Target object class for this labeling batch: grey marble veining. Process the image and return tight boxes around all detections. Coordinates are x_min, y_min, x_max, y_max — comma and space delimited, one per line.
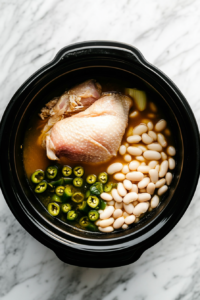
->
1, 0, 200, 299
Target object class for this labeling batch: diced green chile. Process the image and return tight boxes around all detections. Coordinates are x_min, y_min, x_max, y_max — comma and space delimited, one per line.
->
86, 223, 98, 232
98, 172, 108, 184
104, 182, 113, 192
51, 194, 62, 203
86, 174, 97, 185
100, 199, 107, 210
35, 181, 47, 193
48, 202, 60, 216
62, 185, 74, 201
73, 177, 83, 188
46, 166, 58, 179
67, 210, 78, 221
88, 210, 99, 222
31, 170, 45, 184
55, 186, 65, 196
77, 200, 88, 213
61, 203, 72, 213
62, 165, 72, 177
87, 195, 100, 208
63, 177, 73, 185
73, 166, 84, 177
85, 190, 91, 198
72, 192, 84, 203
90, 182, 103, 196
48, 178, 64, 188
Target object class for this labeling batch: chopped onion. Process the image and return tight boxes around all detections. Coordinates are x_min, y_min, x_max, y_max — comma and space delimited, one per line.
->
125, 88, 147, 111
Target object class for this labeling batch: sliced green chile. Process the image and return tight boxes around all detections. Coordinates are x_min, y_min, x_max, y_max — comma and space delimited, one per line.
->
46, 166, 58, 179
87, 195, 100, 208
86, 174, 97, 185
63, 177, 73, 185
62, 165, 72, 177
73, 177, 83, 188
98, 172, 108, 184
61, 203, 72, 213
79, 216, 90, 227
104, 182, 113, 193
49, 178, 64, 188
31, 170, 45, 184
51, 194, 62, 203
55, 186, 65, 196
88, 210, 99, 222
72, 192, 84, 203
77, 200, 88, 213
67, 210, 78, 221
73, 166, 84, 177
48, 202, 60, 216
35, 181, 47, 193
62, 185, 74, 202
100, 199, 107, 210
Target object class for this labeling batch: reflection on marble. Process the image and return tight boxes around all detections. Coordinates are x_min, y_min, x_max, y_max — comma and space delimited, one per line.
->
1, 0, 200, 299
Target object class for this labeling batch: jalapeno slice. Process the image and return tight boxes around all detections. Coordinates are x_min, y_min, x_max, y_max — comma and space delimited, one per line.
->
98, 172, 108, 184
61, 203, 72, 213
103, 182, 113, 192
35, 181, 47, 193
73, 166, 84, 177
48, 178, 64, 188
87, 195, 99, 208
72, 192, 84, 203
73, 177, 83, 188
86, 223, 98, 232
55, 186, 65, 196
63, 177, 73, 185
51, 194, 62, 202
79, 216, 90, 227
31, 170, 45, 184
62, 165, 72, 177
62, 185, 74, 202
100, 199, 107, 210
48, 202, 60, 216
86, 174, 97, 185
67, 210, 78, 221
77, 200, 88, 213
88, 210, 99, 222
85, 190, 91, 198
46, 166, 58, 179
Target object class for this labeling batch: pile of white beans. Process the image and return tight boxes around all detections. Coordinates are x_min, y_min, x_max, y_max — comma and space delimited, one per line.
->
96, 119, 176, 233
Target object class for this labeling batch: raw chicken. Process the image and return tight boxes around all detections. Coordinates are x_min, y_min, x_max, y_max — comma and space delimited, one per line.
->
47, 92, 132, 163
38, 79, 102, 147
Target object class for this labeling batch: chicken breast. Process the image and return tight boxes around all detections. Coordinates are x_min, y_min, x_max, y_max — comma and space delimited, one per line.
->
47, 92, 132, 163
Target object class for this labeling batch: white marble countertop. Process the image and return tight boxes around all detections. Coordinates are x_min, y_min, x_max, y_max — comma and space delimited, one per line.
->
1, 0, 200, 299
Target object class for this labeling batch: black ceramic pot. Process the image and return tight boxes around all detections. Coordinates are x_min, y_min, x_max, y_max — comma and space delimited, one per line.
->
0, 41, 199, 268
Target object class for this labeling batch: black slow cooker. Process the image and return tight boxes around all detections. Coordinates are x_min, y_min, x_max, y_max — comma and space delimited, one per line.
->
0, 41, 199, 268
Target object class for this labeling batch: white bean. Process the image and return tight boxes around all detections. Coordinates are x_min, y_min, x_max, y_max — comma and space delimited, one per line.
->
114, 173, 126, 181
168, 157, 175, 170
155, 119, 167, 132
129, 110, 139, 118
136, 156, 144, 162
100, 206, 115, 219
147, 182, 155, 195
148, 160, 159, 169
124, 154, 132, 162
157, 185, 168, 196
137, 166, 150, 173
161, 152, 167, 160
157, 133, 167, 147
119, 145, 126, 155
100, 192, 113, 201
148, 130, 157, 141
155, 178, 166, 188
141, 162, 146, 166
133, 202, 149, 216
138, 177, 150, 189
131, 184, 138, 193
127, 135, 141, 143
115, 202, 123, 209
123, 192, 138, 204
123, 203, 134, 214
113, 209, 123, 219
107, 163, 123, 175
165, 172, 173, 185
122, 224, 128, 229
126, 171, 144, 181
113, 217, 125, 229
142, 133, 153, 144
139, 188, 146, 193
99, 217, 114, 228
155, 165, 160, 172
147, 143, 162, 152
129, 160, 140, 170
138, 193, 151, 202
108, 200, 115, 206
117, 183, 127, 197
127, 146, 142, 156
151, 195, 159, 208
123, 212, 130, 218
111, 189, 123, 203
122, 165, 130, 174
123, 179, 133, 190
98, 226, 114, 233
95, 220, 101, 226
143, 150, 161, 160
147, 121, 153, 130
133, 124, 148, 135
133, 200, 139, 206
149, 169, 159, 183
159, 160, 168, 178
167, 146, 176, 156
137, 144, 147, 152
125, 215, 136, 225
